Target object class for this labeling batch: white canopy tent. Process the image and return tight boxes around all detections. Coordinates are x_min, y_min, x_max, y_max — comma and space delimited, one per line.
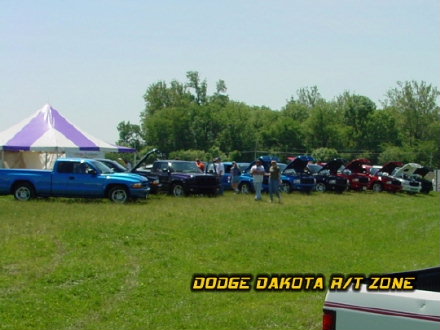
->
0, 104, 134, 169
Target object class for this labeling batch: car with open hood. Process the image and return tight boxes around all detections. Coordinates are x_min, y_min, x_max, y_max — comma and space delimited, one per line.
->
391, 163, 425, 194
96, 150, 161, 193
367, 161, 403, 193
340, 158, 371, 191
281, 155, 316, 193
307, 159, 348, 193
143, 160, 219, 197
405, 164, 434, 194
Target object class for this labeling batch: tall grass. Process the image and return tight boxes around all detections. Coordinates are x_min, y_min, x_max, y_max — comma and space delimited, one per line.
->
0, 191, 439, 330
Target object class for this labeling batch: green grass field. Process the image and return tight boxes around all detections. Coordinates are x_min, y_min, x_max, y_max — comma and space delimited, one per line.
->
1, 191, 439, 330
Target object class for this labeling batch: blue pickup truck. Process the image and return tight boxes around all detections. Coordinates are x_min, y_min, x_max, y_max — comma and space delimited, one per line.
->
0, 158, 150, 203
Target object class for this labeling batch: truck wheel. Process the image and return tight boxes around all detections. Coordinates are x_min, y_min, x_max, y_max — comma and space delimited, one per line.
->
171, 183, 185, 197
13, 183, 35, 201
281, 181, 291, 193
239, 182, 251, 194
109, 186, 129, 203
372, 183, 383, 192
315, 182, 326, 192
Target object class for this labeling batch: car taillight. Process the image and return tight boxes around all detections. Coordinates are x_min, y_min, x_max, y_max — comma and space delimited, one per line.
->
322, 309, 336, 330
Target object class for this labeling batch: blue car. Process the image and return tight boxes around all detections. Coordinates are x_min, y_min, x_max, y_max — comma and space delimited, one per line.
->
238, 156, 288, 194
281, 155, 316, 193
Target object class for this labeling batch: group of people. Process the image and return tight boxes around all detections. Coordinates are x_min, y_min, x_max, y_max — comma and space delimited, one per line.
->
196, 157, 282, 203
250, 159, 282, 203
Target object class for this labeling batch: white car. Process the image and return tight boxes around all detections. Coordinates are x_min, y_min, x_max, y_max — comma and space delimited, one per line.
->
392, 164, 422, 194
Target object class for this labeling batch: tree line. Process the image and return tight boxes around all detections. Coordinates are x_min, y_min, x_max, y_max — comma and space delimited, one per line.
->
116, 71, 440, 168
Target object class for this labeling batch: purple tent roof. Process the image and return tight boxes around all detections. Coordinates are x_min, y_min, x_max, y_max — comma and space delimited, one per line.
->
0, 104, 135, 153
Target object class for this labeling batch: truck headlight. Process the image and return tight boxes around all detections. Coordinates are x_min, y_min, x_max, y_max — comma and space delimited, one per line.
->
132, 183, 143, 188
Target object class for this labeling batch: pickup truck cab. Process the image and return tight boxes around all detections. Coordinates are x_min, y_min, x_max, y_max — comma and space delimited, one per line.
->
206, 162, 249, 191
0, 158, 150, 203
323, 267, 440, 330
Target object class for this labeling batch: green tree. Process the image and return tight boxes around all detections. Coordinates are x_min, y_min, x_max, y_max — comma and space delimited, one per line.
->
383, 81, 440, 146
337, 92, 377, 150
311, 147, 340, 162
116, 121, 144, 150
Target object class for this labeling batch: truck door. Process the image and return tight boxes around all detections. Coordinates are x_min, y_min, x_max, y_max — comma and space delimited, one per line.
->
153, 161, 171, 191
52, 161, 101, 197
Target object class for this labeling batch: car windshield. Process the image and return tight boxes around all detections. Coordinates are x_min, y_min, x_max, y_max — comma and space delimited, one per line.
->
91, 160, 113, 174
307, 164, 322, 174
171, 161, 203, 173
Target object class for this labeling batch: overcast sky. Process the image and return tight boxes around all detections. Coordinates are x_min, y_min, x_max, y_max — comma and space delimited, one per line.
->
1, 0, 439, 144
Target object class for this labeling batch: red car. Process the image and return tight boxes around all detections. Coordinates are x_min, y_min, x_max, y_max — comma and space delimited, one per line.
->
340, 158, 371, 191
365, 161, 403, 193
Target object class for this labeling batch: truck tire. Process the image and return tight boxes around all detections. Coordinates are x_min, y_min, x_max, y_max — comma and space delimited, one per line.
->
281, 181, 291, 193
372, 183, 383, 192
315, 182, 326, 192
239, 182, 252, 194
13, 182, 35, 201
108, 186, 129, 203
171, 183, 185, 197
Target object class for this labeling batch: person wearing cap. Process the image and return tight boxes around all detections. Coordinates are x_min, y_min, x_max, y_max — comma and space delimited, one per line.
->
250, 159, 265, 200
230, 161, 242, 193
214, 157, 225, 195
269, 160, 282, 203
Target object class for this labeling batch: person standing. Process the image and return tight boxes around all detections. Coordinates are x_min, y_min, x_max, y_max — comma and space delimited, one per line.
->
195, 159, 205, 172
269, 160, 282, 203
230, 161, 242, 193
250, 159, 265, 201
214, 157, 225, 195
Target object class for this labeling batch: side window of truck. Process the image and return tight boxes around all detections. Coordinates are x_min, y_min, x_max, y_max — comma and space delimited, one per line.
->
57, 162, 74, 174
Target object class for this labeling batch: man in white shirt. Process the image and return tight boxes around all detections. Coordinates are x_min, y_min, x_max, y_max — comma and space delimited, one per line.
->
250, 159, 265, 200
214, 157, 225, 195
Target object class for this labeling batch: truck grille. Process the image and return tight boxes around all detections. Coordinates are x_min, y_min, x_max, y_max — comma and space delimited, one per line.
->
301, 177, 315, 184
409, 181, 419, 187
194, 176, 217, 185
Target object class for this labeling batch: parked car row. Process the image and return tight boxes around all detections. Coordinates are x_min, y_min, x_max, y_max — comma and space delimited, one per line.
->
0, 152, 434, 203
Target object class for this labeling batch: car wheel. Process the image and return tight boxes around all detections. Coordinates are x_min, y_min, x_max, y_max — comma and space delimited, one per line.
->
315, 182, 326, 192
109, 186, 129, 203
171, 183, 185, 197
372, 183, 383, 192
13, 183, 35, 201
239, 182, 251, 194
281, 181, 291, 193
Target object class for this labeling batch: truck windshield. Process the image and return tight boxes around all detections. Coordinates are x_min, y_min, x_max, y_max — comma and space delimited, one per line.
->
171, 161, 202, 173
91, 160, 113, 174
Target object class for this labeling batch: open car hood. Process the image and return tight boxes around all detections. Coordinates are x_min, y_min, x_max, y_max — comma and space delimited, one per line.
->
345, 158, 371, 173
319, 159, 344, 174
395, 163, 433, 180
285, 155, 315, 173
379, 161, 404, 175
